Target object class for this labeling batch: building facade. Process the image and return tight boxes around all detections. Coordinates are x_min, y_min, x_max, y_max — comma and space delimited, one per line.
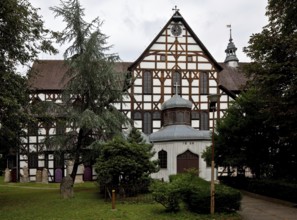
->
13, 10, 246, 182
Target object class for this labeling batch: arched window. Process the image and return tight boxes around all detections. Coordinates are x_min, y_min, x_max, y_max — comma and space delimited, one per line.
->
143, 71, 152, 94
199, 72, 208, 94
158, 150, 167, 169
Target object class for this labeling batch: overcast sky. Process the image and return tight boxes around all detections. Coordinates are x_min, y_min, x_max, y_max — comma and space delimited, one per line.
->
30, 0, 269, 63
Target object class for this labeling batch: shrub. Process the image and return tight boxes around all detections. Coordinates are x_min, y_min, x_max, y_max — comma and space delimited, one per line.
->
151, 171, 242, 214
150, 180, 181, 212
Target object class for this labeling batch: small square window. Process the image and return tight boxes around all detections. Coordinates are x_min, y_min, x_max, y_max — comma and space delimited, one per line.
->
160, 55, 166, 61
187, 56, 193, 62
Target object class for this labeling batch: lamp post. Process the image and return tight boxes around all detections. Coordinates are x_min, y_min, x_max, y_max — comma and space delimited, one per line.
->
208, 94, 220, 215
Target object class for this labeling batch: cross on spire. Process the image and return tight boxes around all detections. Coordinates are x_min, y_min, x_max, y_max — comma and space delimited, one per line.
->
172, 5, 179, 13
174, 82, 180, 95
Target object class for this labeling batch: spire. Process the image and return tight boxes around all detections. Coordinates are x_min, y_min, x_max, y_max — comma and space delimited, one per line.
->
224, 25, 239, 67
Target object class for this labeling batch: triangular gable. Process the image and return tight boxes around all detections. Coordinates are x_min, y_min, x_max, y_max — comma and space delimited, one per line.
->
128, 11, 222, 72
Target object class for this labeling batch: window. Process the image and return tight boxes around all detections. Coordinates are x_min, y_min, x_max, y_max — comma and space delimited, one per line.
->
143, 71, 152, 94
160, 55, 166, 61
28, 121, 39, 136
28, 153, 38, 168
199, 72, 208, 94
158, 150, 167, 168
173, 72, 181, 94
133, 112, 142, 120
200, 111, 209, 130
56, 120, 66, 135
143, 112, 152, 134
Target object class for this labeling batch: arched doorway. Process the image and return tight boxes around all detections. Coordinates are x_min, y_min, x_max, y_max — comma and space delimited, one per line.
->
177, 150, 199, 174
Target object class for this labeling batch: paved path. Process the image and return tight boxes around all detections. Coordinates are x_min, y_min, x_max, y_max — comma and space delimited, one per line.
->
239, 192, 297, 220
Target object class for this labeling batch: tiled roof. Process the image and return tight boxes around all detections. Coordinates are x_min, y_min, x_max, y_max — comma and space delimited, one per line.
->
28, 60, 247, 93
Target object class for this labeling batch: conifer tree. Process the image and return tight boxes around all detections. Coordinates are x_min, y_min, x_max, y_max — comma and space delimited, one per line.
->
50, 0, 130, 181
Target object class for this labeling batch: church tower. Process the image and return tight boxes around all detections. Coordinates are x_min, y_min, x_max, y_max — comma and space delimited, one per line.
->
224, 27, 239, 67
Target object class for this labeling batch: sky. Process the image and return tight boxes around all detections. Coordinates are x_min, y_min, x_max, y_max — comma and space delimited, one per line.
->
30, 0, 269, 63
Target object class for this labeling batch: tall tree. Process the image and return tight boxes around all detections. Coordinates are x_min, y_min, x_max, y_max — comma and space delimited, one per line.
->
0, 0, 56, 165
49, 0, 130, 181
244, 0, 297, 178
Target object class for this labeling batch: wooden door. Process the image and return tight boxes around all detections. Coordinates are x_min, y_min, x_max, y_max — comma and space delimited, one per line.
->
177, 150, 199, 174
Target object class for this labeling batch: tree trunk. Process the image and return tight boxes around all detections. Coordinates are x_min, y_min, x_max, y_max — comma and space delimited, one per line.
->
70, 128, 84, 182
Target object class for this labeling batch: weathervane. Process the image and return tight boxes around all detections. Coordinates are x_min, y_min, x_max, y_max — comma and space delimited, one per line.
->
172, 5, 179, 13
226, 24, 232, 41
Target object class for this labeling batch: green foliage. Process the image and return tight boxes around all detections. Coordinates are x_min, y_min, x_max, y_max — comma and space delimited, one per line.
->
150, 180, 181, 212
0, 0, 57, 72
220, 177, 297, 203
215, 89, 276, 178
0, 0, 56, 166
47, 0, 130, 180
95, 135, 158, 196
201, 145, 212, 167
242, 0, 297, 179
151, 171, 242, 214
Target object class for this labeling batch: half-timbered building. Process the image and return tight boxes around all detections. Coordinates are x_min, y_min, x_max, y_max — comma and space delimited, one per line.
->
14, 10, 246, 182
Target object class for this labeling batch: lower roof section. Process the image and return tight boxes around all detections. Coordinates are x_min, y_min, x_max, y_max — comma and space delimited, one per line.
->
149, 125, 211, 142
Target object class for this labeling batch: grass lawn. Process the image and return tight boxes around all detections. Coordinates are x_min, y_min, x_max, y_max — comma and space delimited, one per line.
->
0, 176, 241, 220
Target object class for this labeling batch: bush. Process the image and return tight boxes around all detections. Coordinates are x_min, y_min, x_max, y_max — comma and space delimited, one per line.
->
220, 176, 297, 203
151, 171, 242, 214
150, 180, 181, 212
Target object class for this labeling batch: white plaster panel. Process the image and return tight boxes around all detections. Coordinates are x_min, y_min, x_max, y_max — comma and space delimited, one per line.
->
134, 78, 142, 86
134, 87, 142, 94
112, 103, 121, 109
187, 37, 197, 44
38, 161, 45, 167
20, 155, 28, 160
153, 121, 161, 128
153, 95, 161, 102
192, 87, 199, 94
126, 112, 131, 118
121, 102, 131, 110
167, 56, 175, 61
191, 95, 199, 102
20, 161, 28, 168
134, 120, 142, 128
30, 168, 37, 175
187, 63, 197, 70
143, 103, 151, 110
167, 63, 175, 69
181, 87, 189, 94
178, 56, 186, 61
29, 136, 37, 143
134, 103, 141, 109
201, 103, 208, 110
188, 45, 202, 51
192, 120, 199, 128
164, 80, 172, 86
220, 95, 228, 102
48, 161, 54, 168
178, 63, 186, 69
209, 88, 217, 94
39, 129, 46, 135
144, 55, 155, 61
198, 56, 208, 62
153, 87, 161, 93
156, 36, 166, 43
150, 44, 166, 50
143, 96, 152, 102
164, 95, 171, 101
201, 95, 208, 102
220, 103, 228, 109
157, 62, 166, 69
164, 87, 171, 93
134, 95, 142, 101
38, 94, 45, 101
154, 79, 161, 86
49, 128, 55, 135
209, 80, 217, 86
199, 63, 212, 70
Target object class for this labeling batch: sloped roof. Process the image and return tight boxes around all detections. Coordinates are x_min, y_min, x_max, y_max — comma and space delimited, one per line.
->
28, 60, 132, 91
218, 62, 248, 92
128, 11, 222, 72
28, 60, 247, 94
161, 94, 192, 110
149, 125, 211, 142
